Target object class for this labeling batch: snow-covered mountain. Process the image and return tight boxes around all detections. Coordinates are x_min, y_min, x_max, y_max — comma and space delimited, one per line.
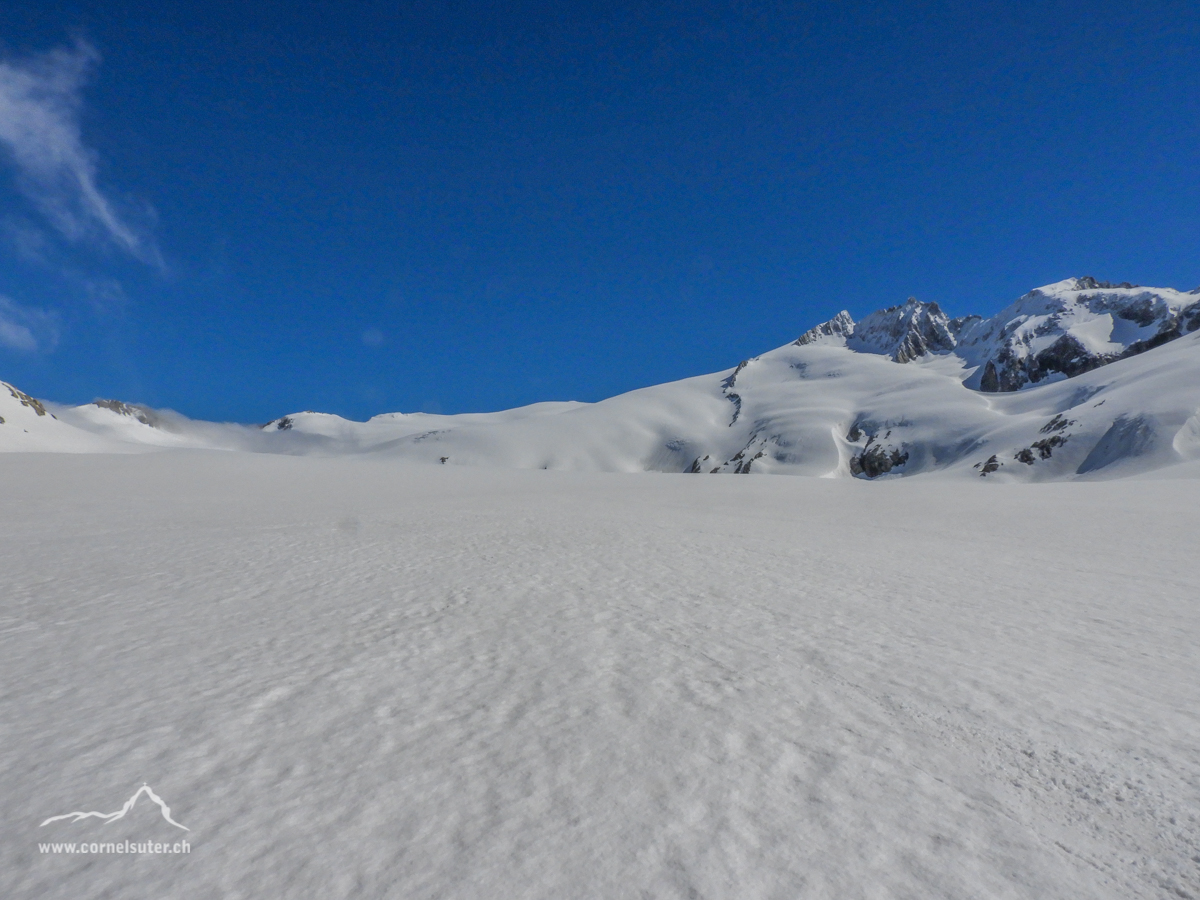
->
811, 276, 1200, 389
5, 277, 1200, 480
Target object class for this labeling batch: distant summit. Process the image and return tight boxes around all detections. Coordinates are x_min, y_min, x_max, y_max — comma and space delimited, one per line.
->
846, 298, 960, 363
5, 277, 1200, 482
796, 310, 855, 346
796, 278, 1200, 391
959, 278, 1200, 391
91, 399, 163, 428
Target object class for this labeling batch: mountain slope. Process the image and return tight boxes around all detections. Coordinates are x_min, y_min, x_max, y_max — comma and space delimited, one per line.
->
802, 277, 1200, 390
5, 278, 1199, 480
0, 383, 130, 453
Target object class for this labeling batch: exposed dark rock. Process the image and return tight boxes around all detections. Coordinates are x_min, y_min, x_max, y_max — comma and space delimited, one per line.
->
850, 443, 909, 478
1074, 276, 1137, 290
1108, 300, 1200, 363
1182, 301, 1200, 332
1015, 429, 1070, 465
950, 314, 982, 335
977, 455, 1001, 475
848, 299, 957, 363
733, 450, 765, 474
726, 392, 742, 426
1032, 435, 1067, 458
796, 310, 854, 346
722, 360, 749, 390
6, 384, 47, 416
92, 398, 161, 427
1035, 334, 1108, 379
1039, 414, 1073, 434
959, 279, 1194, 392
793, 278, 1189, 396
980, 361, 1000, 393
719, 359, 747, 426
266, 416, 294, 431
1115, 296, 1159, 327
1033, 314, 1065, 337
983, 334, 1114, 392
1120, 324, 1180, 358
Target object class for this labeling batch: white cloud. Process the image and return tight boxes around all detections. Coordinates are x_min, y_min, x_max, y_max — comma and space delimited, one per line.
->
0, 42, 158, 265
81, 277, 128, 314
0, 295, 58, 352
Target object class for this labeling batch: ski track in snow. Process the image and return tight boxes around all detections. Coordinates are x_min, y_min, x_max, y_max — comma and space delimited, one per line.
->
2, 452, 1199, 899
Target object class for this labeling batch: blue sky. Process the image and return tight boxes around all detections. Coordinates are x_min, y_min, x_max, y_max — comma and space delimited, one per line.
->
0, 0, 1197, 422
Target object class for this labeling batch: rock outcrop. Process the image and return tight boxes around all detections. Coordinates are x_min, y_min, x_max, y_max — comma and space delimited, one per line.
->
796, 310, 854, 346
846, 298, 963, 363
957, 278, 1200, 392
92, 399, 162, 427
796, 277, 1200, 393
6, 383, 48, 417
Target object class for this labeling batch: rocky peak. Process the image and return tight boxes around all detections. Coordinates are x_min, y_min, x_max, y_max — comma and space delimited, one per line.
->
92, 399, 162, 427
788, 278, 1199, 392
846, 298, 957, 363
1072, 276, 1139, 291
959, 279, 1200, 391
795, 310, 854, 346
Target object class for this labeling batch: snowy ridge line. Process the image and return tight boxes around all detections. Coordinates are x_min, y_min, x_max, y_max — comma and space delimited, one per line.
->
3, 277, 1199, 480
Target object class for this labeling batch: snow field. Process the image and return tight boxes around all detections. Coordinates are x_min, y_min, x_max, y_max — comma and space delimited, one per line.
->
2, 452, 1198, 898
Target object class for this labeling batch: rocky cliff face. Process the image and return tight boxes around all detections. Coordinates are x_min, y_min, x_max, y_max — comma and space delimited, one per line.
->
92, 399, 163, 427
796, 310, 854, 346
5, 383, 49, 417
795, 277, 1200, 392
846, 298, 964, 363
956, 278, 1200, 391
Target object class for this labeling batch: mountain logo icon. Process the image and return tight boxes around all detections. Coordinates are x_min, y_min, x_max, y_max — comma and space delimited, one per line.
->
40, 783, 189, 831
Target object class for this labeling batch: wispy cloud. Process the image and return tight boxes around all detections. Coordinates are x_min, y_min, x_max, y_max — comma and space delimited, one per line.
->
0, 41, 159, 265
0, 295, 58, 352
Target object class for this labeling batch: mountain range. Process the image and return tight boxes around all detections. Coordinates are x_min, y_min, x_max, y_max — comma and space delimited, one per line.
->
4, 277, 1199, 480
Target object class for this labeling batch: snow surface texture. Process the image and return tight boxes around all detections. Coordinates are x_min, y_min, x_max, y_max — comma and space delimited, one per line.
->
2, 453, 1199, 898
3, 278, 1199, 482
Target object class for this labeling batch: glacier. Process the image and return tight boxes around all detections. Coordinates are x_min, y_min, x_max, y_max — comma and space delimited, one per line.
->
3, 276, 1199, 899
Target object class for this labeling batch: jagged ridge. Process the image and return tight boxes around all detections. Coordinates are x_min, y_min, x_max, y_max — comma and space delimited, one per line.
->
797, 277, 1200, 391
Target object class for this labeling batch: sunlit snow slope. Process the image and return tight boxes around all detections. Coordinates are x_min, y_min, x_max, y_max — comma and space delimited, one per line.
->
4, 279, 1199, 480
